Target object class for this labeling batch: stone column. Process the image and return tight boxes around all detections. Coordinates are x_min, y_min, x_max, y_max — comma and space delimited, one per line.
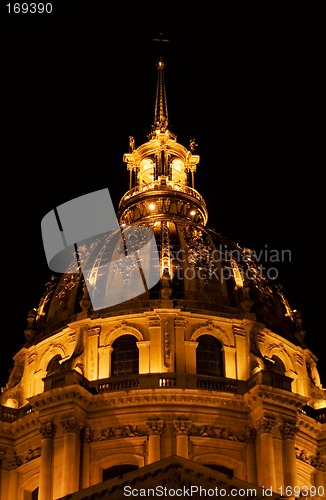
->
242, 426, 257, 484
148, 317, 162, 373
87, 327, 101, 379
312, 453, 325, 500
80, 426, 94, 490
256, 417, 277, 491
137, 341, 150, 373
223, 346, 237, 378
39, 421, 57, 500
233, 326, 249, 380
0, 449, 6, 500
6, 452, 20, 500
60, 416, 81, 497
8, 466, 19, 500
279, 421, 299, 497
146, 419, 164, 464
174, 419, 192, 459
175, 319, 187, 373
184, 341, 198, 374
98, 346, 113, 379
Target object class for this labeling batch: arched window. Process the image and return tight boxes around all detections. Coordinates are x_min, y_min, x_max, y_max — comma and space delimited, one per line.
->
196, 335, 223, 377
32, 487, 39, 500
103, 464, 139, 480
205, 464, 233, 477
46, 355, 62, 375
111, 335, 139, 377
271, 355, 285, 375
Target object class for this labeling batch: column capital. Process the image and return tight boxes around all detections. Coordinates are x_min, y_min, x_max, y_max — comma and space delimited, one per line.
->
60, 416, 80, 434
174, 419, 192, 435
242, 426, 257, 443
311, 452, 325, 471
88, 326, 101, 336
279, 422, 299, 440
8, 451, 23, 470
146, 418, 164, 436
39, 421, 57, 439
255, 416, 276, 435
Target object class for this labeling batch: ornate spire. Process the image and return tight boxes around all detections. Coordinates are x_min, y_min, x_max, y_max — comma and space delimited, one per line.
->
154, 58, 168, 130
118, 56, 206, 227
148, 58, 174, 139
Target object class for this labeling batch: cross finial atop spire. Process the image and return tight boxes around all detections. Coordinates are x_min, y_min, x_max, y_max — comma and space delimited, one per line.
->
148, 35, 175, 140
152, 32, 170, 45
150, 56, 169, 137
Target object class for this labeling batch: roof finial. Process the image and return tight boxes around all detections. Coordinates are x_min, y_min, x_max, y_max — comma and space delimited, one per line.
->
152, 32, 169, 45
154, 57, 168, 130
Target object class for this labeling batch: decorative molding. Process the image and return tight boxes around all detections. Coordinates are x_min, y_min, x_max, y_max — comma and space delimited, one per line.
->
88, 326, 101, 336
191, 323, 231, 346
105, 322, 144, 345
148, 315, 161, 327
97, 425, 144, 440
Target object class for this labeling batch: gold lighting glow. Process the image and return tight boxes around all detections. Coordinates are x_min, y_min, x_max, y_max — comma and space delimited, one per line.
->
231, 260, 243, 288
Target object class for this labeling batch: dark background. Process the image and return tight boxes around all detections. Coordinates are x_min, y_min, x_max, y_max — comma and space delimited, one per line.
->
1, 5, 325, 386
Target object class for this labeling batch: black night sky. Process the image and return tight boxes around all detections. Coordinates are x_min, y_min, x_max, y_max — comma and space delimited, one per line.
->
1, 7, 325, 386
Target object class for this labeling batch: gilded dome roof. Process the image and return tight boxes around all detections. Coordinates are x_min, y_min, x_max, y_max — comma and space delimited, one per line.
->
24, 58, 305, 348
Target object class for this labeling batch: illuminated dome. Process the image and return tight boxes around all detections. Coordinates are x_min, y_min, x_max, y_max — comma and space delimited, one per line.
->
1, 55, 325, 500
26, 59, 304, 350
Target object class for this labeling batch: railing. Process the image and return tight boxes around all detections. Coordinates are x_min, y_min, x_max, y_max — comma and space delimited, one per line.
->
301, 405, 326, 423
0, 404, 35, 422
94, 373, 247, 394
246, 370, 293, 392
43, 370, 293, 395
42, 370, 248, 395
316, 410, 326, 423
0, 370, 300, 423
118, 180, 206, 209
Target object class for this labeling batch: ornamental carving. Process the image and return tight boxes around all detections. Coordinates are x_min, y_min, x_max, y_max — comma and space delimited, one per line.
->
55, 273, 78, 301
39, 421, 57, 439
81, 426, 95, 444
295, 449, 325, 470
146, 418, 164, 436
174, 419, 192, 435
98, 427, 115, 440
23, 446, 41, 463
196, 425, 239, 441
296, 448, 310, 463
88, 326, 101, 336
192, 323, 231, 346
279, 422, 298, 440
182, 226, 216, 284
148, 316, 161, 327
98, 425, 144, 440
60, 416, 80, 434
256, 417, 276, 434
8, 452, 23, 470
164, 318, 171, 367
241, 426, 257, 443
311, 452, 325, 471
